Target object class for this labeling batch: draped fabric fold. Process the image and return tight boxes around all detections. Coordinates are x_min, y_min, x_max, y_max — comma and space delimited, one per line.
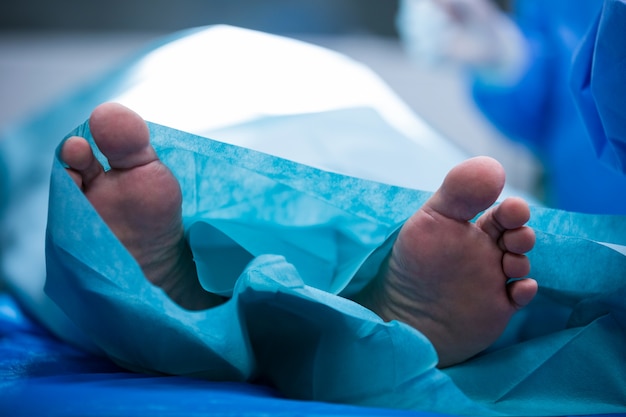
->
571, 0, 626, 174
45, 121, 626, 416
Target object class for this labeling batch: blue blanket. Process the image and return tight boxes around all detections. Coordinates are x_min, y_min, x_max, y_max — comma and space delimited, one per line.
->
0, 293, 446, 417
42, 120, 626, 416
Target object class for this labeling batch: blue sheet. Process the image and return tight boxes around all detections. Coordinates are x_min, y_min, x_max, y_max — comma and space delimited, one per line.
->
42, 120, 626, 416
0, 293, 447, 417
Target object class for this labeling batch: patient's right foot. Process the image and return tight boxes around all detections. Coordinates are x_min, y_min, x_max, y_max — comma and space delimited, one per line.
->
61, 102, 221, 310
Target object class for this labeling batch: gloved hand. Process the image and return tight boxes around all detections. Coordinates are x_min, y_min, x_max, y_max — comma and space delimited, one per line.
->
396, 0, 529, 84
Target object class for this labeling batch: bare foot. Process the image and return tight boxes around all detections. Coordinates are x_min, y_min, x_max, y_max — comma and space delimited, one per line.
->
61, 102, 221, 310
355, 157, 537, 368
60, 103, 535, 366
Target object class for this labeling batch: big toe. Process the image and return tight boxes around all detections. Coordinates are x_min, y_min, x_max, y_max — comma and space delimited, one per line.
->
427, 156, 506, 222
89, 102, 157, 169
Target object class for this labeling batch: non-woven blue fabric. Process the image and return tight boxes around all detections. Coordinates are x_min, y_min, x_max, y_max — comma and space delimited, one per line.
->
0, 293, 452, 417
45, 120, 626, 416
571, 0, 626, 175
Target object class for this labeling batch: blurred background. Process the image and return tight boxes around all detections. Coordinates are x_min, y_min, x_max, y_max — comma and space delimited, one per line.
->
0, 0, 537, 191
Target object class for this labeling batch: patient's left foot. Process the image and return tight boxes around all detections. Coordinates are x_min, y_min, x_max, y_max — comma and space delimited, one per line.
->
355, 157, 537, 368
61, 102, 220, 310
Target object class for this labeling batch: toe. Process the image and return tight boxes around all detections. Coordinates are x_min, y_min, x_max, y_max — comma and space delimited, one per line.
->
500, 226, 535, 254
89, 102, 157, 169
503, 252, 531, 278
428, 156, 506, 222
493, 197, 530, 229
477, 197, 531, 242
507, 278, 538, 308
61, 136, 103, 188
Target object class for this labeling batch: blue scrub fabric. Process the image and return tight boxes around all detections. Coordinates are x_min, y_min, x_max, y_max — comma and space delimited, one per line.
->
43, 120, 626, 416
571, 0, 626, 175
471, 0, 626, 214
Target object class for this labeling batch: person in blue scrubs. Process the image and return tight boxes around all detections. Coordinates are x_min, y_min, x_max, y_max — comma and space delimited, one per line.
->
398, 0, 626, 214
570, 0, 626, 176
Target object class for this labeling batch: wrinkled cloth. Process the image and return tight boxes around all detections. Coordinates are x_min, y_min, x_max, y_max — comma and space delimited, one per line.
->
571, 0, 626, 175
46, 120, 626, 416
0, 293, 448, 417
